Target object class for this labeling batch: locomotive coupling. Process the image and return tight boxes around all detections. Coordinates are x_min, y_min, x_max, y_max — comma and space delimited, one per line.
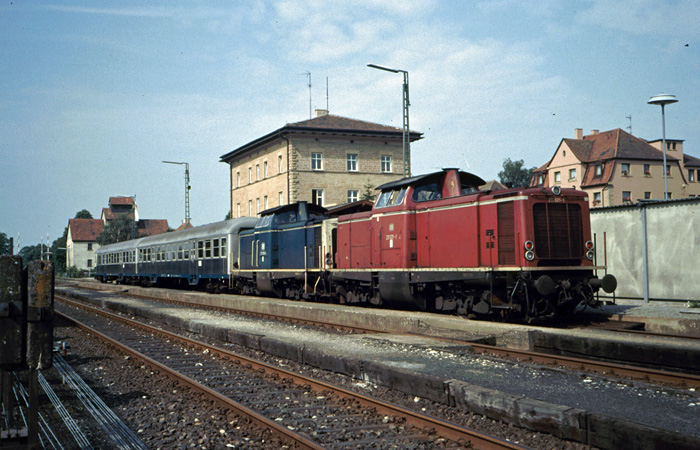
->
589, 274, 618, 293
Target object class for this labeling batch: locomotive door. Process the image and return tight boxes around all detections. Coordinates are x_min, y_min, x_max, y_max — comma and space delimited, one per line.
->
415, 208, 431, 267
370, 221, 381, 267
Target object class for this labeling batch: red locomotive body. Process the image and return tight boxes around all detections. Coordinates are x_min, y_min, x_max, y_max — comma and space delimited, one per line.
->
333, 168, 616, 319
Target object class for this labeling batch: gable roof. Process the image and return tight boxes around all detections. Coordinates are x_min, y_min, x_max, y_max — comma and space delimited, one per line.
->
68, 219, 103, 242
685, 153, 700, 168
220, 113, 423, 163
109, 196, 134, 206
136, 219, 169, 238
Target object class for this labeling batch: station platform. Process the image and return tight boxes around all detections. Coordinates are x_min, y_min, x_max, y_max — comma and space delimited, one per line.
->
58, 280, 700, 450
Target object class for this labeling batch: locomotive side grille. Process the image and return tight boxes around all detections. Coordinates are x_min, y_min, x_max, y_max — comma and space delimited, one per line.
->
533, 203, 583, 259
497, 201, 515, 265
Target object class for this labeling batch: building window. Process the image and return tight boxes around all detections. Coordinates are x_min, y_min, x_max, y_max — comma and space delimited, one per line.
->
236, 203, 241, 217
263, 161, 268, 178
248, 200, 252, 216
593, 192, 601, 205
381, 155, 392, 173
347, 190, 359, 203
278, 191, 284, 206
256, 198, 260, 213
312, 189, 324, 206
249, 167, 252, 183
537, 175, 544, 185
87, 259, 92, 267
311, 153, 323, 171
347, 154, 358, 172
554, 171, 561, 183
644, 192, 651, 199
644, 164, 650, 176
278, 154, 283, 173
689, 170, 696, 182
236, 171, 241, 187
264, 195, 268, 209
621, 163, 630, 175
256, 164, 260, 181
87, 243, 93, 251
569, 168, 576, 180
622, 191, 631, 204
668, 192, 673, 199
595, 165, 603, 176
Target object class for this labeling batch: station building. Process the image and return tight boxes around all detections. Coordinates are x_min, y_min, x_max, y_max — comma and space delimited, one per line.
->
219, 109, 422, 217
531, 128, 700, 207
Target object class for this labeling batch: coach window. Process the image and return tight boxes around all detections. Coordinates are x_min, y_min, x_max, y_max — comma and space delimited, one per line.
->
213, 239, 220, 258
178, 245, 183, 260
205, 240, 212, 258
221, 238, 227, 258
198, 241, 204, 259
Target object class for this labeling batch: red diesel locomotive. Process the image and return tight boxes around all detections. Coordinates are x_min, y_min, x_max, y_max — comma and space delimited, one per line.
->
330, 168, 616, 319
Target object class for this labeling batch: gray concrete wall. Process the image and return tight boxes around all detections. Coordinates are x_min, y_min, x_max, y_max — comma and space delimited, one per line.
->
591, 199, 700, 301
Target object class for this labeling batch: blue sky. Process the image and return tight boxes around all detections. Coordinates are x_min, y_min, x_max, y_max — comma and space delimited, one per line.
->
2, 0, 698, 247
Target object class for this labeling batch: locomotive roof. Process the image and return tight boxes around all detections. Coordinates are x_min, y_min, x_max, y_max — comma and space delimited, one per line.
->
95, 217, 257, 253
258, 202, 327, 217
375, 169, 486, 191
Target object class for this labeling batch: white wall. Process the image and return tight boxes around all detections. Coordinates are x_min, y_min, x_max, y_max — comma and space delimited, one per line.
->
591, 200, 700, 301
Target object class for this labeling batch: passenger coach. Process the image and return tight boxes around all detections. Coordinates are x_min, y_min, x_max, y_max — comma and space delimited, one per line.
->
95, 217, 257, 290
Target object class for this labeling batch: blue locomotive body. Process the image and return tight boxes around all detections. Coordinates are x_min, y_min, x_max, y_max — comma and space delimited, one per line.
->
236, 202, 327, 297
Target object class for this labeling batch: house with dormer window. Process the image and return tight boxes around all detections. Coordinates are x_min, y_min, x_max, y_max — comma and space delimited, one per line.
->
531, 128, 700, 207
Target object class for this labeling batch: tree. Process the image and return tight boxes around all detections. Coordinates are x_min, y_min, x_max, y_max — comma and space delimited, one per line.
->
0, 232, 10, 255
97, 216, 135, 245
74, 209, 93, 219
224, 210, 232, 220
361, 180, 377, 202
19, 244, 43, 265
498, 158, 536, 188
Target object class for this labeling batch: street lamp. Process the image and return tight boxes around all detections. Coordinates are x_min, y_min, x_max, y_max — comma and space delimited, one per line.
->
162, 161, 191, 226
648, 94, 678, 200
368, 64, 411, 177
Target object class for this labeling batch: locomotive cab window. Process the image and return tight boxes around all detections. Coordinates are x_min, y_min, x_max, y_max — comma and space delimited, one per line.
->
275, 211, 298, 225
375, 188, 406, 208
412, 183, 441, 202
256, 215, 273, 228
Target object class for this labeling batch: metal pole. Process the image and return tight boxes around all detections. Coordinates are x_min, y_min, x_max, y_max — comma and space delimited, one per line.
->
661, 104, 668, 200
184, 163, 191, 225
640, 204, 650, 303
402, 70, 411, 177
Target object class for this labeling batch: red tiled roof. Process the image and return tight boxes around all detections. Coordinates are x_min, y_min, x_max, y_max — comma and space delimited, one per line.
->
68, 219, 103, 242
221, 113, 423, 163
137, 219, 169, 237
102, 208, 135, 221
109, 196, 134, 206
287, 114, 405, 133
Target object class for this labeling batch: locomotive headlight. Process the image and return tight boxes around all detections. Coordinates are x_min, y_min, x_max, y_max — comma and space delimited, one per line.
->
524, 241, 534, 251
552, 185, 562, 196
585, 241, 594, 250
586, 250, 594, 260
525, 250, 535, 261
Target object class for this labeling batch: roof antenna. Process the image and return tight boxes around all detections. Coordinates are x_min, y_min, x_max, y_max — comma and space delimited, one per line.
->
626, 115, 632, 135
299, 71, 311, 119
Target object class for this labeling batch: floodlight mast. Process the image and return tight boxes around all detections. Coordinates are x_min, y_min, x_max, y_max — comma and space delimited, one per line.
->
647, 94, 678, 200
162, 160, 191, 225
368, 64, 411, 177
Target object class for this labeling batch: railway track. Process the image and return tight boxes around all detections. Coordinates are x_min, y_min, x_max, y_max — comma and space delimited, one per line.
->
56, 295, 528, 450
60, 283, 700, 389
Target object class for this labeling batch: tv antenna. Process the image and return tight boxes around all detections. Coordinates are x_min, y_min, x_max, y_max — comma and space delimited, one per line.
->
626, 115, 632, 135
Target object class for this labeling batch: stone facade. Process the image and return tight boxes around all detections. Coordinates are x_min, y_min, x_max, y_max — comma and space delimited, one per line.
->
221, 111, 422, 216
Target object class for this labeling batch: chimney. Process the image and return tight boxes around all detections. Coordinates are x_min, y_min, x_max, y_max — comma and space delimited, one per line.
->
591, 129, 599, 135
315, 109, 329, 118
574, 128, 583, 139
